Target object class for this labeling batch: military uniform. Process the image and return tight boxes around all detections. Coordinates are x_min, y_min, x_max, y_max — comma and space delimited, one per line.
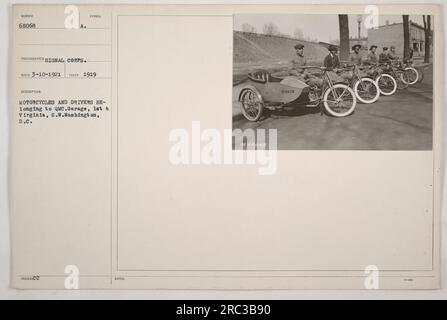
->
362, 51, 378, 77
323, 48, 348, 83
323, 53, 340, 70
289, 54, 323, 88
379, 52, 389, 63
349, 51, 363, 65
289, 54, 308, 75
365, 51, 378, 64
349, 45, 363, 65
388, 51, 397, 60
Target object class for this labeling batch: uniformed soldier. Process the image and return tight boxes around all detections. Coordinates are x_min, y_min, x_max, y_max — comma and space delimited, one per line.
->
288, 43, 323, 88
323, 45, 340, 70
379, 47, 390, 63
349, 44, 363, 65
289, 43, 307, 76
323, 45, 351, 83
388, 45, 398, 60
364, 45, 378, 65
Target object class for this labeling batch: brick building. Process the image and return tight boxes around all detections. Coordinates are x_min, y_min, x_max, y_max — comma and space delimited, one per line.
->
367, 20, 432, 58
349, 37, 368, 49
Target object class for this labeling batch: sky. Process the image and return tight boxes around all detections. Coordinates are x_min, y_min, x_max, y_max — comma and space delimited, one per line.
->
234, 14, 430, 43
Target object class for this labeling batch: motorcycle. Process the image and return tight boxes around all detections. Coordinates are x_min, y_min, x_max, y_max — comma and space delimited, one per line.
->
235, 67, 357, 122
373, 60, 413, 95
338, 63, 380, 104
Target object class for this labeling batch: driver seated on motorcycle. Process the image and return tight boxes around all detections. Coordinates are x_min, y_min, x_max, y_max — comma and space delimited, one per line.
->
323, 45, 352, 82
379, 47, 390, 63
286, 43, 323, 88
364, 45, 378, 65
363, 45, 379, 77
388, 45, 398, 61
349, 44, 363, 65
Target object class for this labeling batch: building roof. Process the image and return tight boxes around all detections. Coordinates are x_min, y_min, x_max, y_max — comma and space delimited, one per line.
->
318, 41, 339, 48
374, 21, 429, 32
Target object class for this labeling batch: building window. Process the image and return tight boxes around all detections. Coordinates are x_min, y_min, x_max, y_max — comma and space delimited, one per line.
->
413, 42, 419, 52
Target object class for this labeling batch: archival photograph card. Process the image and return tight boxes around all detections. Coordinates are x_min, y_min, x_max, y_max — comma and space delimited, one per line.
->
10, 4, 442, 289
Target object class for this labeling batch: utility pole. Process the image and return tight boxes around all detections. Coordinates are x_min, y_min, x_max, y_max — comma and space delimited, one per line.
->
356, 15, 362, 42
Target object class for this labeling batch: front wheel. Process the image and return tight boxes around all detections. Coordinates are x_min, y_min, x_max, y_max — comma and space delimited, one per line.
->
353, 78, 380, 104
323, 84, 357, 117
375, 74, 397, 96
396, 71, 409, 90
239, 88, 264, 121
402, 67, 419, 85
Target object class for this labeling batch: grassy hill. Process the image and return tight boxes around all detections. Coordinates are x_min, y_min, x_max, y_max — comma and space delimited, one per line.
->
233, 31, 329, 79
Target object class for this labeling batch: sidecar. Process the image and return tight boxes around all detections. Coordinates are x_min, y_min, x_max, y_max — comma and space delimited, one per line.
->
235, 70, 310, 121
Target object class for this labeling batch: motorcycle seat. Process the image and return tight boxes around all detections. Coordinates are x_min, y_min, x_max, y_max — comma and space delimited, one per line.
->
248, 70, 282, 83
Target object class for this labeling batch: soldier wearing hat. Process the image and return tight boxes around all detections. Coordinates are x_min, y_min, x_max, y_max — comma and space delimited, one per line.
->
349, 44, 363, 65
388, 45, 397, 60
323, 45, 352, 83
323, 45, 340, 70
365, 45, 378, 65
288, 43, 323, 88
379, 47, 390, 63
289, 43, 307, 75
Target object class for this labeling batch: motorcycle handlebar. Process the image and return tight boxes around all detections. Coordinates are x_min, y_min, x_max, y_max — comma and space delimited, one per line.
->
301, 66, 327, 71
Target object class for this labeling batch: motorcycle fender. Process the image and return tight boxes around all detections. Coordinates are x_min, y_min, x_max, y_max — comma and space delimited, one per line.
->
238, 85, 264, 103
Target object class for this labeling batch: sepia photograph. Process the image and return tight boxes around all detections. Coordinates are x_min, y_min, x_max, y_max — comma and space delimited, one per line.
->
233, 14, 434, 150
4, 2, 444, 294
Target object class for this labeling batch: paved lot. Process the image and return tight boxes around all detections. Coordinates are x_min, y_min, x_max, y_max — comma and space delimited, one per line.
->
233, 66, 433, 150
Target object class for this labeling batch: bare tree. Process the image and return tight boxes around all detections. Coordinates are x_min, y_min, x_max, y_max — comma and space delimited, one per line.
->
423, 15, 431, 63
262, 22, 279, 36
403, 15, 410, 60
242, 23, 256, 33
293, 28, 304, 40
338, 15, 350, 61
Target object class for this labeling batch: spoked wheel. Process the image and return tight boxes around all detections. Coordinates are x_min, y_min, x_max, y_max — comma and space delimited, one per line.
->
239, 88, 264, 121
323, 84, 357, 117
353, 78, 380, 104
397, 72, 409, 90
402, 67, 419, 85
375, 74, 397, 96
306, 87, 321, 107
